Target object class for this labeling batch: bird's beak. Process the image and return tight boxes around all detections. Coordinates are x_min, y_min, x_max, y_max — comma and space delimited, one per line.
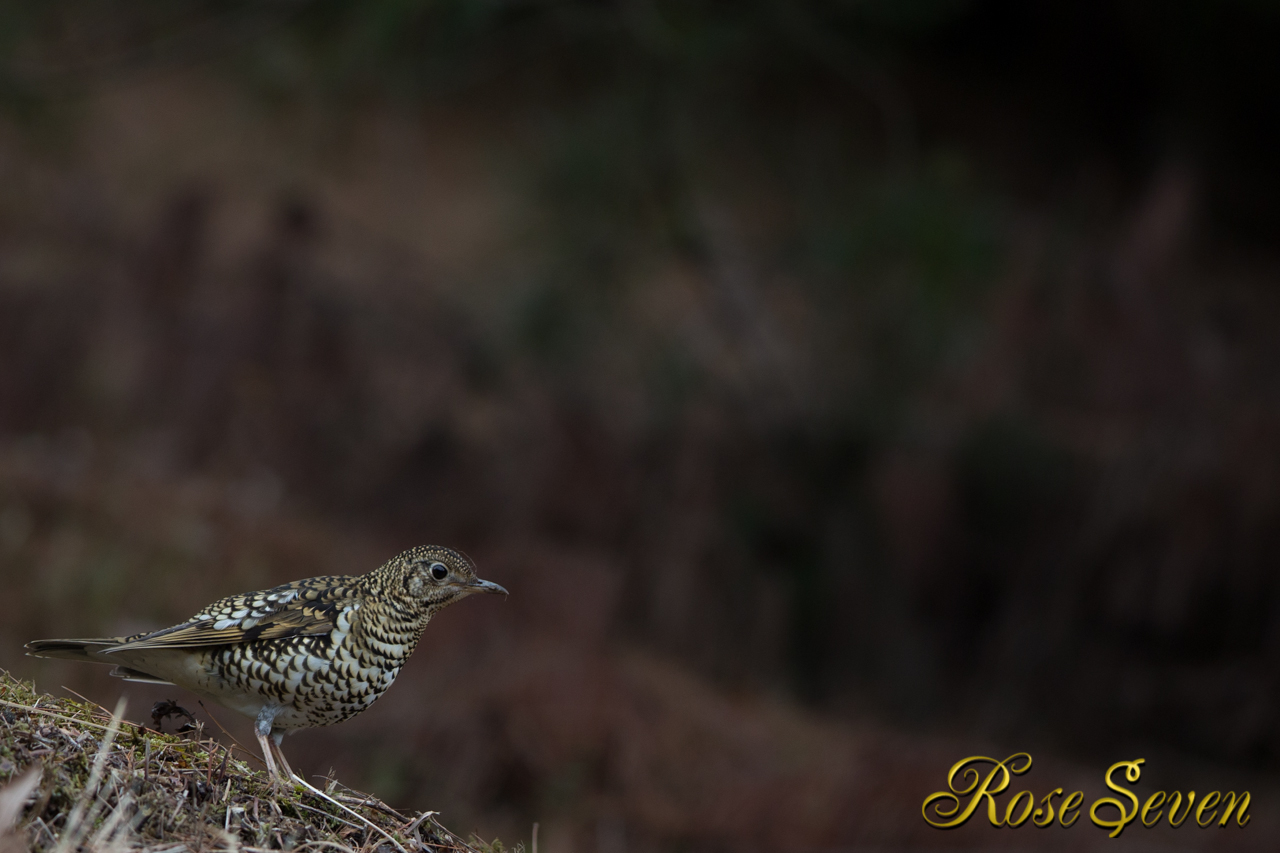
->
468, 577, 508, 596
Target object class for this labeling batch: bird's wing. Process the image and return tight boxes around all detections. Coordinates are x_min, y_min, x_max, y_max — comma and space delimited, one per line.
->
105, 576, 362, 652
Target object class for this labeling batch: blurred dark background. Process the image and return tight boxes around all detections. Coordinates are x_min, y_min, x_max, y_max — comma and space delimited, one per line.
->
3, 1, 1280, 850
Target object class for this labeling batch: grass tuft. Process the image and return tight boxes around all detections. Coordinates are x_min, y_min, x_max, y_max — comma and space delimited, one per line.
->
0, 671, 487, 853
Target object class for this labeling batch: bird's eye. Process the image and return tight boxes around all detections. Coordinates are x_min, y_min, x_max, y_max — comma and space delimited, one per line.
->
430, 562, 449, 581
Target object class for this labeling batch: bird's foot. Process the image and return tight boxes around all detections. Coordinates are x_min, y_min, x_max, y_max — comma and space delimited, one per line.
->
256, 730, 288, 788
270, 740, 303, 790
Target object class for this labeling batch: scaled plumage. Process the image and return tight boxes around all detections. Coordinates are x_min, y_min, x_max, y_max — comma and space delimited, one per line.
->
26, 545, 507, 782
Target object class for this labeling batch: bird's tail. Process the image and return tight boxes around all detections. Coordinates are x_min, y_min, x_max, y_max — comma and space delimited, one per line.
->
25, 638, 123, 663
26, 638, 178, 685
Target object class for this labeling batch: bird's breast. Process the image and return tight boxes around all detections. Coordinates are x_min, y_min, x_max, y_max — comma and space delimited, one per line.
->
190, 606, 421, 731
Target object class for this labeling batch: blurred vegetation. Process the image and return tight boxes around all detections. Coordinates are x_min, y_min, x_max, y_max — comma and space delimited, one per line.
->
3, 0, 1280, 847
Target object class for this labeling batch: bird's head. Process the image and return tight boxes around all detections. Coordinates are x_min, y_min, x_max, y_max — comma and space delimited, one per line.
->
375, 545, 507, 617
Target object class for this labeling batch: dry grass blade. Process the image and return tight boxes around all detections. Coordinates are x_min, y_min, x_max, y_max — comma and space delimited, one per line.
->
0, 699, 121, 733
53, 696, 126, 853
288, 774, 407, 853
0, 766, 41, 834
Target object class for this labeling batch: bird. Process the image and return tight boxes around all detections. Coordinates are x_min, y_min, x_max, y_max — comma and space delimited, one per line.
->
26, 545, 507, 783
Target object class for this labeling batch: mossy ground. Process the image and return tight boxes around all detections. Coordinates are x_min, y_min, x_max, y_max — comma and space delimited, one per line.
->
0, 671, 512, 853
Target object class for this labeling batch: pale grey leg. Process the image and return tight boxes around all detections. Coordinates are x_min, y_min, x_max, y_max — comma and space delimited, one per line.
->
255, 707, 284, 782
270, 731, 297, 781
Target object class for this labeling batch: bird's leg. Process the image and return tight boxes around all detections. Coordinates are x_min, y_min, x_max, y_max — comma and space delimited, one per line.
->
256, 728, 281, 782
270, 732, 297, 782
255, 707, 285, 783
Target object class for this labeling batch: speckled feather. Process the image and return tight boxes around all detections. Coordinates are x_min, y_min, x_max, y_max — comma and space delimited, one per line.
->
26, 545, 507, 735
